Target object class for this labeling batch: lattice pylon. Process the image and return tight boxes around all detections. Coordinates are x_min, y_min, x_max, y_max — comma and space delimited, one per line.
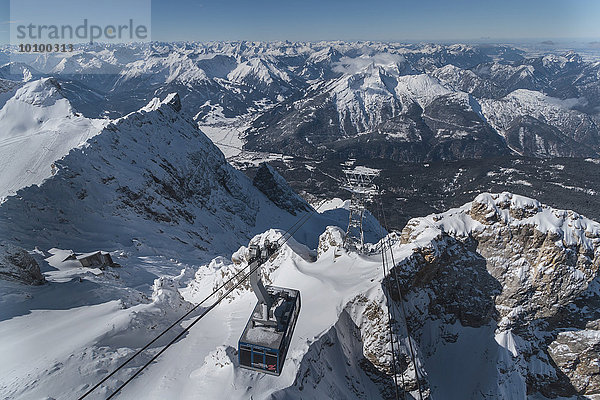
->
341, 166, 378, 252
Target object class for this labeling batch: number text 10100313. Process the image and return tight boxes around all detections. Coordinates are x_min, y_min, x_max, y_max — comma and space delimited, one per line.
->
18, 43, 74, 53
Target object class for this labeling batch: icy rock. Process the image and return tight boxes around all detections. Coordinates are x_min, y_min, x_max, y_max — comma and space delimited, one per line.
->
344, 293, 430, 397
142, 92, 182, 113
207, 256, 230, 271
470, 192, 542, 224
0, 241, 45, 285
317, 226, 345, 258
207, 345, 236, 368
230, 247, 247, 265
548, 325, 600, 395
0, 88, 265, 256
151, 276, 192, 312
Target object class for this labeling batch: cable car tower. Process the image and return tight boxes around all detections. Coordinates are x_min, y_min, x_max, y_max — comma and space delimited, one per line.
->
341, 165, 379, 252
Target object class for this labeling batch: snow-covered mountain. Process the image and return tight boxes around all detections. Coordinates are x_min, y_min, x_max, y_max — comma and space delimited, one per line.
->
241, 45, 600, 161
2, 40, 599, 400
0, 78, 106, 200
5, 42, 600, 161
0, 90, 355, 260
3, 192, 597, 399
480, 89, 600, 157
244, 66, 509, 161
226, 57, 296, 101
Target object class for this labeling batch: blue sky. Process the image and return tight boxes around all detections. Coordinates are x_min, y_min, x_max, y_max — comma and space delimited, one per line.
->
1, 0, 599, 44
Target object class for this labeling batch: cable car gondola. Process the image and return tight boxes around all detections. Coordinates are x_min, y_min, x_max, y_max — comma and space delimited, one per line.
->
238, 241, 301, 376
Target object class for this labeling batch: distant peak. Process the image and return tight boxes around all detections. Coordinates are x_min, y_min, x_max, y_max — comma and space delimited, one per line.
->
141, 93, 181, 113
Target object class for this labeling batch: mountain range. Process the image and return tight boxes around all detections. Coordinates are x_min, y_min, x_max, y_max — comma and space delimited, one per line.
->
4, 41, 600, 162
0, 41, 599, 399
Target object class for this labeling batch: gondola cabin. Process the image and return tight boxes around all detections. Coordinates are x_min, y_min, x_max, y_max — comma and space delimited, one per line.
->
238, 286, 301, 375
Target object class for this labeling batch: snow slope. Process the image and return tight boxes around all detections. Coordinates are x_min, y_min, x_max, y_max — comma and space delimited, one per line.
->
113, 229, 386, 399
0, 78, 106, 200
0, 212, 385, 400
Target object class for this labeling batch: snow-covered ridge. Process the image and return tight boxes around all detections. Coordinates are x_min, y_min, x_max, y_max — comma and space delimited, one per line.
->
328, 65, 455, 135
394, 74, 453, 109
173, 226, 398, 400
2, 78, 73, 134
0, 88, 349, 260
140, 92, 182, 113
480, 88, 590, 132
0, 77, 107, 200
0, 90, 255, 256
404, 191, 600, 250
227, 58, 291, 86
119, 52, 210, 85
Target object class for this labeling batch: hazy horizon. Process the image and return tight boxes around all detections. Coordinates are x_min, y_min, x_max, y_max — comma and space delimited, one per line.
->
1, 0, 599, 45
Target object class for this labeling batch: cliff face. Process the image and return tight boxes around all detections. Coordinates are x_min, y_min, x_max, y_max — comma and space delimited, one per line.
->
379, 192, 600, 398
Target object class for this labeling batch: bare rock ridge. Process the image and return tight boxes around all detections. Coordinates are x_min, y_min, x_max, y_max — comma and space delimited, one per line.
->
252, 162, 312, 216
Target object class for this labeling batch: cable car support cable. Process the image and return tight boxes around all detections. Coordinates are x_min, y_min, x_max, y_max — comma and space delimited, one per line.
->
378, 198, 424, 400
79, 202, 324, 399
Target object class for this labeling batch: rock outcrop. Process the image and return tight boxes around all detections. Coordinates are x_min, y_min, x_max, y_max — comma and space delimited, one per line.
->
0, 241, 45, 285
317, 226, 345, 258
252, 163, 312, 216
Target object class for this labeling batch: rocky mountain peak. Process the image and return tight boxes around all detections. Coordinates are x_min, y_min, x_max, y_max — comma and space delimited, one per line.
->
392, 192, 600, 397
141, 92, 182, 113
252, 163, 312, 216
